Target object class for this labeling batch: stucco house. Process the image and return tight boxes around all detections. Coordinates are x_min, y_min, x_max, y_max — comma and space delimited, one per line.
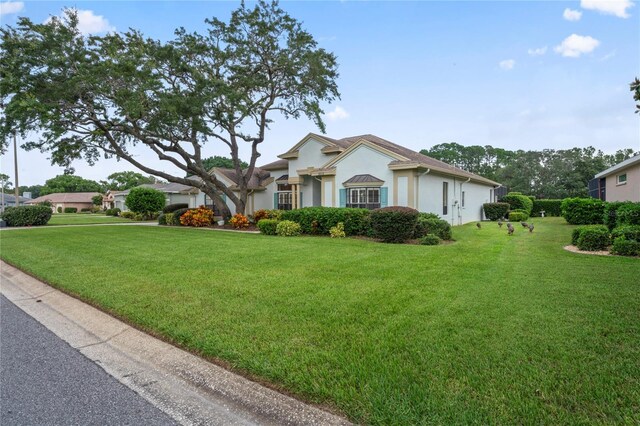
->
26, 192, 100, 212
203, 133, 500, 225
591, 155, 640, 202
114, 183, 201, 211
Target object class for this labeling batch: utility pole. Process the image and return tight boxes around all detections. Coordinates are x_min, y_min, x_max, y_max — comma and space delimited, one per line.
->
14, 131, 19, 205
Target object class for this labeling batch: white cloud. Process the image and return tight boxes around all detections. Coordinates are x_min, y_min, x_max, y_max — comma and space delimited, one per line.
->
554, 34, 600, 57
326, 106, 350, 121
499, 59, 515, 70
0, 1, 24, 15
580, 0, 634, 18
45, 9, 115, 35
563, 8, 583, 20
527, 46, 548, 56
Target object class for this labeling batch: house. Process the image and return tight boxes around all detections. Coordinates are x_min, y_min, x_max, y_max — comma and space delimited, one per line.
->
102, 190, 124, 210
114, 183, 200, 211
591, 155, 640, 202
26, 192, 100, 212
204, 133, 500, 225
0, 193, 31, 210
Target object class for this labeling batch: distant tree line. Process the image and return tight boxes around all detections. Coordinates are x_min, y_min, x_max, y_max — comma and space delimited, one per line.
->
420, 143, 638, 199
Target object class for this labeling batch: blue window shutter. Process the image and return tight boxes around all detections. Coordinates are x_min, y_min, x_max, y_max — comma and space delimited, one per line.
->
339, 189, 347, 207
300, 192, 303, 208
274, 192, 278, 209
380, 187, 388, 207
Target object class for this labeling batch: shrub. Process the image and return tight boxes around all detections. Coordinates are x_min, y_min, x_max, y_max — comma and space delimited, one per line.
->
418, 212, 441, 220
57, 206, 62, 213
576, 226, 610, 251
162, 203, 189, 214
329, 222, 346, 238
120, 211, 136, 219
603, 202, 629, 230
163, 213, 174, 225
370, 206, 419, 243
38, 200, 52, 208
611, 225, 640, 242
531, 199, 562, 217
508, 209, 529, 222
253, 209, 269, 223
414, 218, 452, 240
171, 208, 190, 225
276, 220, 301, 236
610, 237, 640, 256
419, 234, 441, 245
80, 208, 92, 212
63, 207, 77, 213
570, 225, 609, 246
2, 206, 52, 226
501, 193, 533, 215
158, 213, 167, 225
180, 206, 214, 227
125, 187, 166, 215
229, 213, 249, 229
561, 197, 605, 225
257, 219, 278, 235
483, 202, 510, 221
280, 207, 371, 236
105, 207, 121, 216
265, 209, 284, 220
616, 203, 640, 226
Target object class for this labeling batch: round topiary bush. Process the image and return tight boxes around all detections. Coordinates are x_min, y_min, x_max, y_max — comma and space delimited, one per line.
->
611, 225, 640, 242
2, 205, 52, 226
576, 226, 610, 251
419, 234, 441, 246
610, 237, 640, 256
508, 210, 529, 222
561, 197, 606, 225
276, 220, 301, 236
483, 202, 510, 221
370, 206, 419, 243
125, 187, 166, 215
501, 193, 533, 215
257, 219, 278, 235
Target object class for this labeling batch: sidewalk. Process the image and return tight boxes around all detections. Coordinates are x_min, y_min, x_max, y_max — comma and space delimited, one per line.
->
0, 261, 350, 426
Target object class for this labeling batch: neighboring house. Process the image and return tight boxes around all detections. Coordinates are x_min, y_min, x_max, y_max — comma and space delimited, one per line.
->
26, 192, 101, 212
114, 183, 200, 211
102, 190, 124, 210
205, 133, 500, 225
0, 193, 31, 210
591, 155, 640, 202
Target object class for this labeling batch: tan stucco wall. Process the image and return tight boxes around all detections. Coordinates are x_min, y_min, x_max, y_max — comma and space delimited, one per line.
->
53, 202, 95, 212
605, 163, 640, 202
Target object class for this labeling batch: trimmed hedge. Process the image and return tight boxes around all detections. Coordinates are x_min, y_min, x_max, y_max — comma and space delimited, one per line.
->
276, 220, 301, 237
508, 209, 529, 222
419, 234, 441, 246
531, 199, 562, 217
603, 202, 630, 230
483, 202, 510, 221
501, 193, 533, 215
611, 225, 640, 242
280, 207, 371, 236
162, 203, 189, 214
257, 219, 278, 235
370, 206, 419, 243
573, 225, 610, 251
63, 207, 77, 213
414, 217, 452, 240
610, 237, 640, 256
561, 198, 605, 225
2, 205, 52, 226
616, 203, 640, 226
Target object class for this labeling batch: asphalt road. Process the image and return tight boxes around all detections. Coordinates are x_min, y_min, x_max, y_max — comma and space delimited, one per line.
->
0, 295, 177, 426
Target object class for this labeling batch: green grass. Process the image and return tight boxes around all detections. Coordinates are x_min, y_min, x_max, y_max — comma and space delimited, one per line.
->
1, 218, 638, 424
47, 213, 136, 225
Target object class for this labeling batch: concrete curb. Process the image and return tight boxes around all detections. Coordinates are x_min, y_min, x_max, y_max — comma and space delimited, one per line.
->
0, 261, 350, 426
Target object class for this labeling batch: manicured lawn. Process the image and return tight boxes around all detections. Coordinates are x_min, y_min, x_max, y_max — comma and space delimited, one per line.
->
1, 218, 638, 424
47, 213, 137, 225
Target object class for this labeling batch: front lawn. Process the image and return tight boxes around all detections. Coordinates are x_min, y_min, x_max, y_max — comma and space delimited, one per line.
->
1, 218, 638, 424
47, 213, 137, 226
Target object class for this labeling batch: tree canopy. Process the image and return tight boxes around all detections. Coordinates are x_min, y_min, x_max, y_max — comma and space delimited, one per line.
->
421, 144, 638, 199
39, 174, 103, 195
0, 1, 339, 217
631, 77, 640, 114
102, 171, 157, 191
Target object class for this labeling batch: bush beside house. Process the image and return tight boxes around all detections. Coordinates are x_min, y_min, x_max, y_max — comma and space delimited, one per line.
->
483, 202, 510, 221
561, 198, 606, 225
125, 187, 166, 218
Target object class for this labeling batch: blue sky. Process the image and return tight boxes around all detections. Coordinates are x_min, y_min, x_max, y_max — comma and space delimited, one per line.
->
1, 0, 639, 186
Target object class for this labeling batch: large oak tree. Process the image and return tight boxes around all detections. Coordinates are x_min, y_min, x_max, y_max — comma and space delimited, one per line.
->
0, 1, 339, 218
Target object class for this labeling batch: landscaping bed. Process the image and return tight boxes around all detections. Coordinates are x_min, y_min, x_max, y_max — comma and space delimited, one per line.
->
1, 217, 638, 424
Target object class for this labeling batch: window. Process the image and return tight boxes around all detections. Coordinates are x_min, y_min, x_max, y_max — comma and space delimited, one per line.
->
462, 191, 465, 208
277, 184, 293, 210
346, 187, 380, 209
617, 174, 627, 185
443, 182, 448, 215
